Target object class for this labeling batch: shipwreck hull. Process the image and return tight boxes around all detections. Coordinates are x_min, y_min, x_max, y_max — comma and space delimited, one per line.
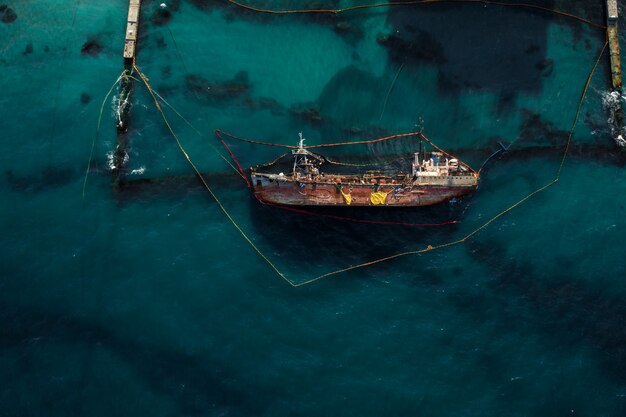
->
253, 181, 476, 207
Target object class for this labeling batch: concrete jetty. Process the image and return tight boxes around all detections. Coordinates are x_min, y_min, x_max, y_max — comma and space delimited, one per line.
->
114, 0, 142, 191
606, 0, 622, 90
123, 0, 141, 61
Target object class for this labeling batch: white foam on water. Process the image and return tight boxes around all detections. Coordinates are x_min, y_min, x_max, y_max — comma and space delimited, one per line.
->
601, 90, 626, 148
111, 94, 131, 129
130, 166, 146, 175
106, 149, 129, 170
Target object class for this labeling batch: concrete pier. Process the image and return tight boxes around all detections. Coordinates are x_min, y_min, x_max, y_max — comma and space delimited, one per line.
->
114, 0, 142, 192
606, 0, 622, 90
123, 0, 141, 61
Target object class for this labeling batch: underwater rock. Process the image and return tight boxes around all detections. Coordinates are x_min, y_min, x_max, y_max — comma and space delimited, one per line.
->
496, 89, 517, 114
22, 42, 33, 55
536, 58, 554, 77
465, 239, 626, 382
161, 65, 171, 79
385, 4, 551, 95
377, 30, 447, 66
155, 33, 167, 49
289, 103, 323, 125
331, 19, 363, 44
524, 44, 540, 54
151, 6, 173, 25
181, 71, 287, 115
518, 108, 568, 146
0, 303, 266, 416
243, 96, 285, 116
80, 93, 91, 104
185, 71, 251, 102
153, 84, 179, 98
5, 167, 76, 193
81, 37, 103, 56
0, 4, 17, 23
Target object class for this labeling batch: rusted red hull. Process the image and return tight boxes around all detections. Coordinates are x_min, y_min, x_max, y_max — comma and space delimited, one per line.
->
253, 182, 476, 207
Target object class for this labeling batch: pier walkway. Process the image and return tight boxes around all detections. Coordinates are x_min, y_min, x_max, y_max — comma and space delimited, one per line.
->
123, 0, 141, 60
606, 0, 622, 89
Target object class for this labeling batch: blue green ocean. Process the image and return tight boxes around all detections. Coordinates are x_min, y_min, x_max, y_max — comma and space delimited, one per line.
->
2, 0, 626, 415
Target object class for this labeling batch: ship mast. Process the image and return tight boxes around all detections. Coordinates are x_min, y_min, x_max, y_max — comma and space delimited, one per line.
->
293, 132, 305, 175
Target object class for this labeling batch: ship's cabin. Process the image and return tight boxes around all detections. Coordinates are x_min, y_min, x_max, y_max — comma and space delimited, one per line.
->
292, 133, 322, 180
412, 151, 464, 177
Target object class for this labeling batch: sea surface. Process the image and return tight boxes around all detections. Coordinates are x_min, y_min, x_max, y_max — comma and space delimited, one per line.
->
1, 1, 626, 416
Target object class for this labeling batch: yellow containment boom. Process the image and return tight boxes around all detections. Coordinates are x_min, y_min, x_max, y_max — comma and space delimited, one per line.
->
340, 187, 352, 205
370, 191, 388, 205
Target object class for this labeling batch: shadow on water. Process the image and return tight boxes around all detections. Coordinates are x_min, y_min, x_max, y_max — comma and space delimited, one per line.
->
0, 303, 268, 416
459, 240, 626, 382
115, 167, 471, 271
247, 195, 469, 266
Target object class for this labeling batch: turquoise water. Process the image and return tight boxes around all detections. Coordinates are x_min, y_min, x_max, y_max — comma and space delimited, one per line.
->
2, 0, 626, 415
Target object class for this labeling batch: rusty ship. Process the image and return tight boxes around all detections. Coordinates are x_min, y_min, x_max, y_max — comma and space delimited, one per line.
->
251, 133, 479, 207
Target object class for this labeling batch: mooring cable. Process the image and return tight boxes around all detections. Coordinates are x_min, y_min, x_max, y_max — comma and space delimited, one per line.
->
133, 64, 291, 283
380, 62, 405, 120
289, 40, 607, 287
225, 0, 605, 29
128, 40, 606, 287
82, 70, 127, 200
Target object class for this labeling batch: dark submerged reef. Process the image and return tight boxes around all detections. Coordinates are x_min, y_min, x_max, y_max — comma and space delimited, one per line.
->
80, 37, 103, 57
185, 71, 251, 103
151, 7, 173, 25
179, 71, 285, 116
0, 4, 17, 23
0, 303, 268, 416
155, 33, 167, 49
377, 29, 447, 66
517, 109, 569, 146
80, 93, 91, 104
5, 167, 77, 193
536, 58, 554, 78
289, 103, 324, 125
383, 2, 554, 99
22, 42, 33, 55
463, 240, 626, 383
145, 0, 181, 27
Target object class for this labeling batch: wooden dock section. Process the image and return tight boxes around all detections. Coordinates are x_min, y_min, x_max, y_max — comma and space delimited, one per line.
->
606, 0, 622, 90
123, 0, 141, 60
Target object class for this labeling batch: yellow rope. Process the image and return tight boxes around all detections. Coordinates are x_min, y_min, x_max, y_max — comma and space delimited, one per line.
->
226, 0, 606, 29
82, 70, 127, 200
380, 62, 405, 120
133, 64, 291, 284
122, 73, 245, 180
291, 41, 608, 287
131, 38, 605, 287
148, 84, 248, 181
